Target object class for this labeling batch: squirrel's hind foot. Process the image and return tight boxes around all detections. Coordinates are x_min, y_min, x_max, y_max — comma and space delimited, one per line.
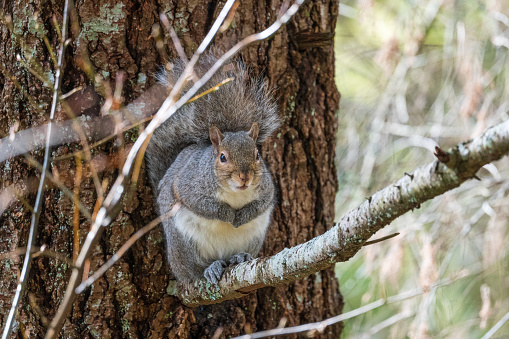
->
228, 252, 253, 265
204, 260, 227, 284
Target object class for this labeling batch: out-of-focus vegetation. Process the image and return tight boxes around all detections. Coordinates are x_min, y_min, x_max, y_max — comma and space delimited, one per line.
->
334, 0, 509, 338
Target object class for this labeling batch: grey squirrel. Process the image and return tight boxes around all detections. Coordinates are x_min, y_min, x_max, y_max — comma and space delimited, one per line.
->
145, 55, 280, 284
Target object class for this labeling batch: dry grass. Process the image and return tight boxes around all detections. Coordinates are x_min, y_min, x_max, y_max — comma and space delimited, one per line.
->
334, 0, 509, 338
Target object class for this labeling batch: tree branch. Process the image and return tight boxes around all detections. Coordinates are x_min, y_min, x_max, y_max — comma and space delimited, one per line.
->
171, 119, 509, 307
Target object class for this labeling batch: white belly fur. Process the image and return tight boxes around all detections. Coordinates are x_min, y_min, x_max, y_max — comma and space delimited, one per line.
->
217, 186, 259, 209
174, 208, 270, 261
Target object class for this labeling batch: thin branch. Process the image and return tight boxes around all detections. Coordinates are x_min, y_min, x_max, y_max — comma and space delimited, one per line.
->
59, 85, 83, 100
363, 232, 400, 246
0, 177, 37, 215
480, 311, 509, 339
1, 0, 71, 336
219, 2, 240, 32
0, 63, 44, 115
59, 97, 105, 200
359, 311, 415, 338
72, 154, 83, 262
159, 14, 188, 65
0, 246, 74, 267
27, 293, 49, 328
16, 54, 53, 89
171, 119, 509, 307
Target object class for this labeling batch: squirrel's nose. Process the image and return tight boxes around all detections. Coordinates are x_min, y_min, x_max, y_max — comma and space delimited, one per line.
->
239, 172, 248, 183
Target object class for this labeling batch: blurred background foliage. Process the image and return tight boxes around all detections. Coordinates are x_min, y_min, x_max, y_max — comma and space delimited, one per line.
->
334, 0, 509, 338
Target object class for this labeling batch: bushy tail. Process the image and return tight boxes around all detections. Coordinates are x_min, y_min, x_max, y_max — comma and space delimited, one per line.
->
145, 54, 279, 191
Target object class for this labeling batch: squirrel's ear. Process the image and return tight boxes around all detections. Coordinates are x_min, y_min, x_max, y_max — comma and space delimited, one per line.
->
209, 125, 224, 153
248, 122, 259, 142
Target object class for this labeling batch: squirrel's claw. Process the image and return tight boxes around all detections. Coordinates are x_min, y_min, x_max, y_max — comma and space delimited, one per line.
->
228, 252, 253, 265
204, 260, 227, 284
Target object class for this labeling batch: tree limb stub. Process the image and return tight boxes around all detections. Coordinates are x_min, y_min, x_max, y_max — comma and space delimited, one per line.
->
173, 119, 509, 307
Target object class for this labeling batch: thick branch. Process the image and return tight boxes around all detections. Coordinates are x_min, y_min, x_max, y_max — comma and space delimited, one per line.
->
172, 119, 509, 307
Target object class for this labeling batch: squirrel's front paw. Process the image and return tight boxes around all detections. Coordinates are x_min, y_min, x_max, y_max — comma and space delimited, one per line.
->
218, 204, 235, 224
233, 213, 247, 228
204, 260, 227, 284
228, 252, 253, 265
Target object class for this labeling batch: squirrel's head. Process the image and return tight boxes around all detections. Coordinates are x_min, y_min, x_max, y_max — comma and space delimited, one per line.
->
210, 123, 263, 192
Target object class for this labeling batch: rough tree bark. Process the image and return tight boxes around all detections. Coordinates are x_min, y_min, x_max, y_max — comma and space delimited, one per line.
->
0, 0, 342, 338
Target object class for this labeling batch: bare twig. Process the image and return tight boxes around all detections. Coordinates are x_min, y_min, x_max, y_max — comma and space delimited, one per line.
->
0, 62, 44, 115
27, 293, 49, 327
51, 14, 62, 44
72, 154, 83, 262
1, 0, 71, 336
480, 311, 509, 339
0, 246, 74, 267
185, 77, 234, 104
363, 232, 400, 246
219, 2, 240, 33
0, 177, 37, 215
211, 327, 224, 339
357, 311, 415, 338
59, 85, 83, 99
151, 24, 168, 64
160, 14, 188, 64
16, 54, 53, 88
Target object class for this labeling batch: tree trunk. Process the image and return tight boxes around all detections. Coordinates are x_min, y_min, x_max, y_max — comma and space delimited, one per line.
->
0, 0, 342, 337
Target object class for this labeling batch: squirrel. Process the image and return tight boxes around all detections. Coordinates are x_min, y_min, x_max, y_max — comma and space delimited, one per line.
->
145, 55, 280, 284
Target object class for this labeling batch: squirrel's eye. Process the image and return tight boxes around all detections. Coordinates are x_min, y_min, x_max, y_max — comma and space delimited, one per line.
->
220, 153, 227, 163
255, 150, 260, 161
